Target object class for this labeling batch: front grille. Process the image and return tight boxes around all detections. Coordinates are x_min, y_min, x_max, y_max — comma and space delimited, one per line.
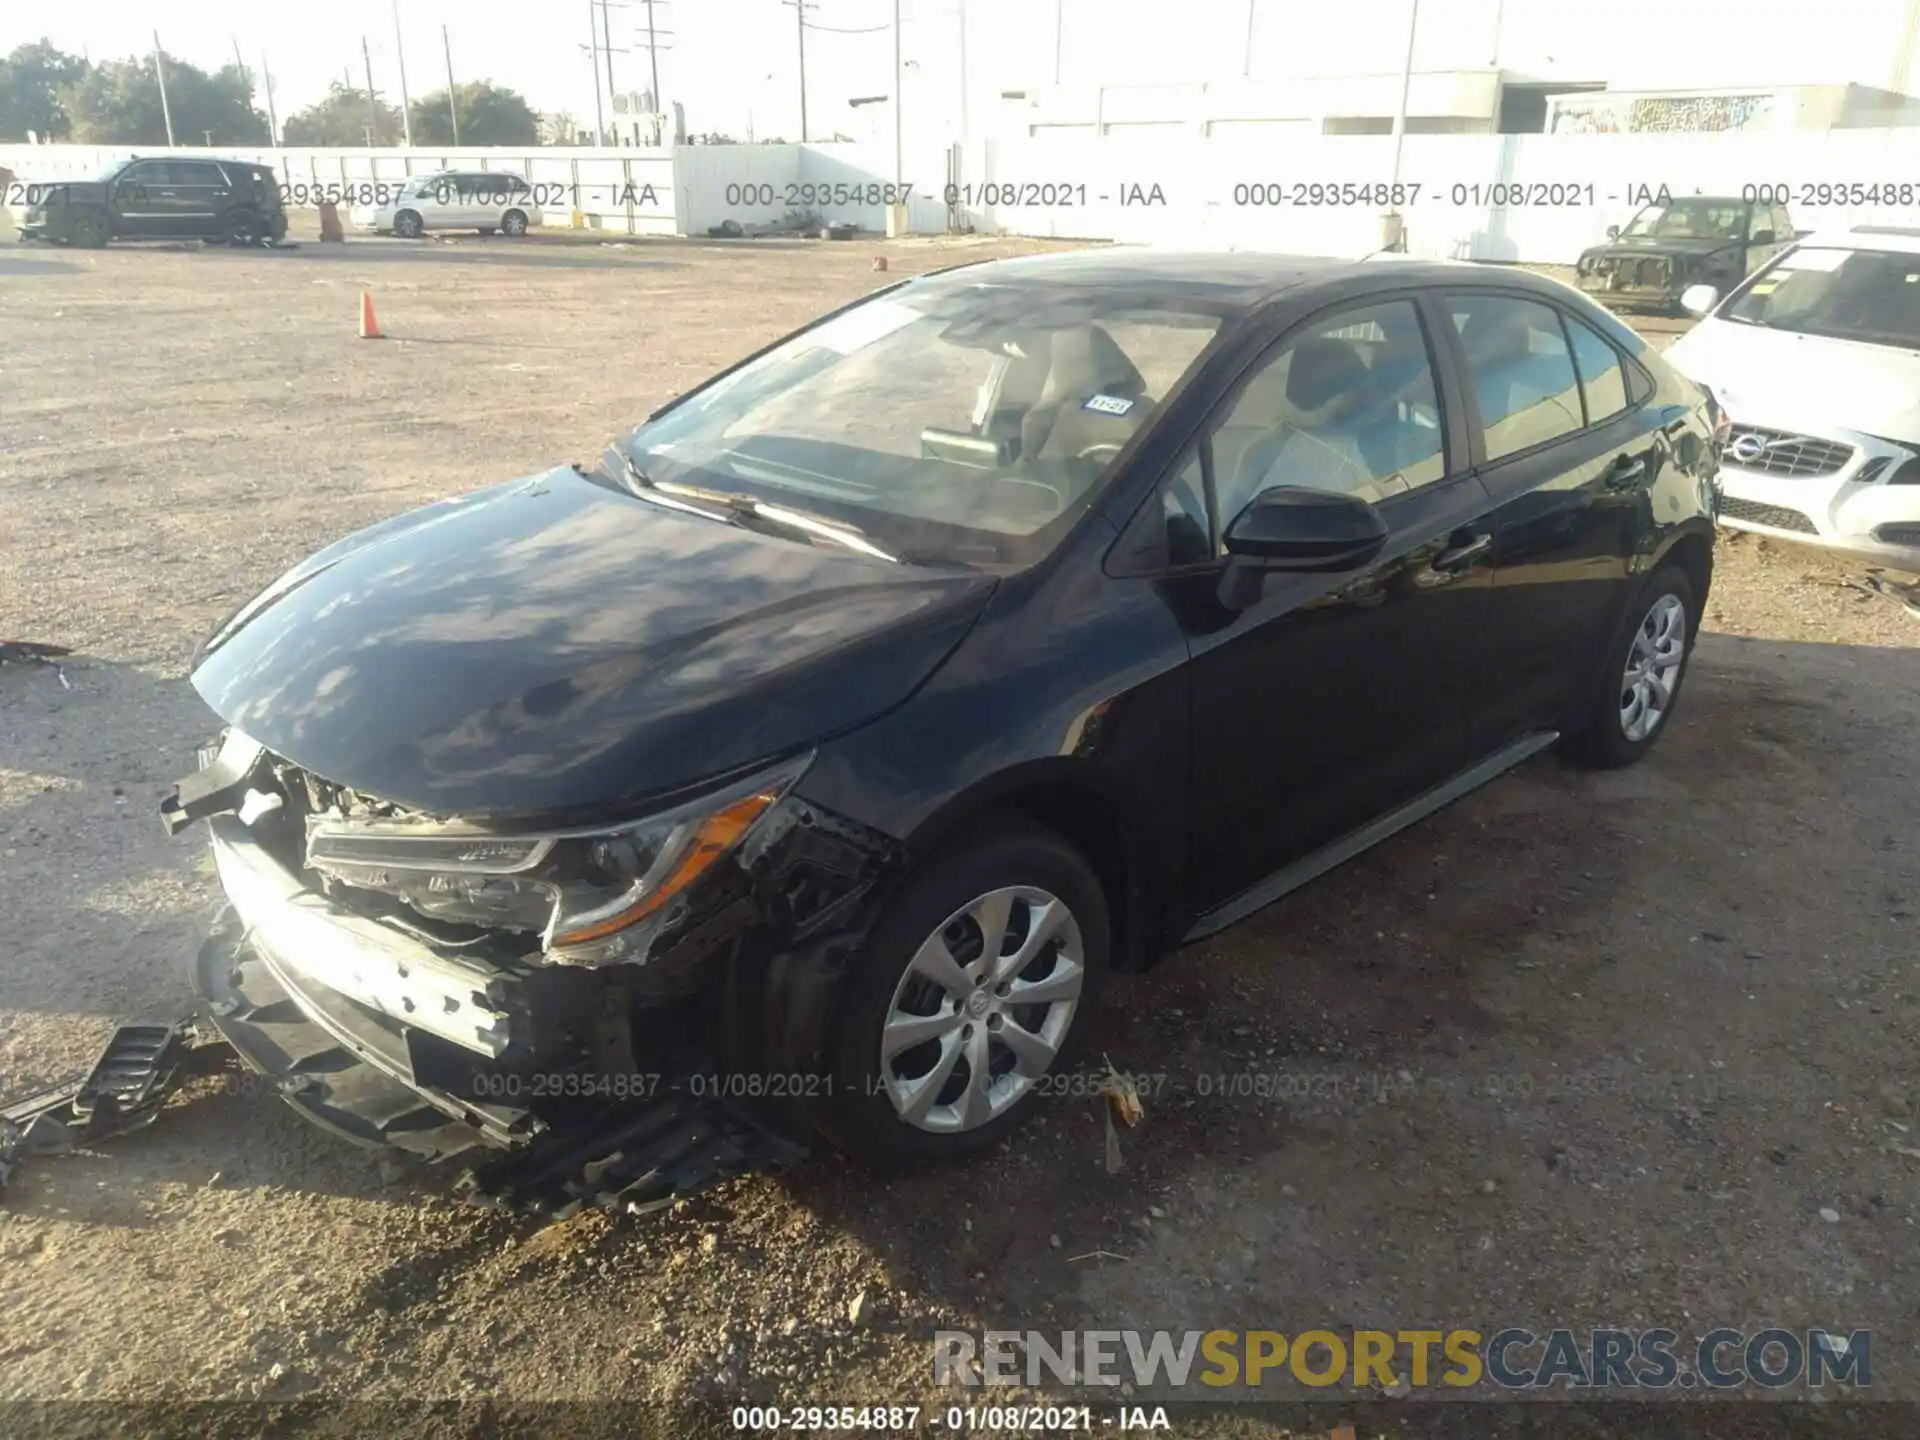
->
1872, 522, 1920, 545
1612, 256, 1670, 287
1721, 426, 1855, 478
1719, 496, 1819, 534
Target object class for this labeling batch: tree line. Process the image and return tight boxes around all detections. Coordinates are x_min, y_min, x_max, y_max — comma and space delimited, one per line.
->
0, 38, 540, 147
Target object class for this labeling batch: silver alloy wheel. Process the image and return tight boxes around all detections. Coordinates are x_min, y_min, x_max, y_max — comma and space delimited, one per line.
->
879, 885, 1085, 1134
1620, 592, 1688, 742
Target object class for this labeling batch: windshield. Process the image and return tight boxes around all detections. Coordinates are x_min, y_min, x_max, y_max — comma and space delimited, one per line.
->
1621, 199, 1747, 242
90, 159, 133, 182
1723, 246, 1920, 348
619, 278, 1223, 566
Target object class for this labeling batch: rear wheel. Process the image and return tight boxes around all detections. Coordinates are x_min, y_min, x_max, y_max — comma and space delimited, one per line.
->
1564, 564, 1697, 768
393, 209, 424, 239
818, 825, 1107, 1169
223, 210, 262, 246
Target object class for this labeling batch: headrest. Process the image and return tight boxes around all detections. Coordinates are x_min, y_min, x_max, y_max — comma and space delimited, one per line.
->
1044, 325, 1148, 401
1285, 337, 1369, 412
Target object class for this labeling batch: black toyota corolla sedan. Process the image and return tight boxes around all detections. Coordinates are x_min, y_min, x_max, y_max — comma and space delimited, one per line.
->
165, 250, 1719, 1203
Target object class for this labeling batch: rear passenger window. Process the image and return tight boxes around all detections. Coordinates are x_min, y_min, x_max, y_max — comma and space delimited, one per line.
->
1564, 316, 1630, 424
1445, 295, 1583, 462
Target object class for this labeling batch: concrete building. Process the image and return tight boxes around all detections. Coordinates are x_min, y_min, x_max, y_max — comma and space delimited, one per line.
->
960, 0, 1920, 139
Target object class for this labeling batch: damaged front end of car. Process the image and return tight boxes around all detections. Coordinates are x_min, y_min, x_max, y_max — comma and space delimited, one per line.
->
162, 728, 903, 1213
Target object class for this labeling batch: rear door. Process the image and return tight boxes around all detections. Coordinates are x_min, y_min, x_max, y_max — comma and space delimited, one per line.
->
1437, 290, 1659, 749
169, 159, 230, 237
1178, 293, 1499, 910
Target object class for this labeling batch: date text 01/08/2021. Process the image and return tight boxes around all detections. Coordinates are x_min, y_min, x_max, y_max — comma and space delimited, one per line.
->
1227, 181, 1683, 209
466, 1070, 1175, 1103
729, 1404, 1175, 1432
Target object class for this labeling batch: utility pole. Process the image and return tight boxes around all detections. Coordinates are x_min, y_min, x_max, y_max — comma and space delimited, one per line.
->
1054, 0, 1064, 86
393, 2, 414, 145
587, 0, 606, 145
442, 26, 460, 144
153, 33, 176, 146
1383, 0, 1420, 251
362, 36, 380, 146
599, 1, 619, 120
958, 0, 969, 140
893, 0, 904, 187
262, 53, 280, 143
783, 0, 813, 142
643, 0, 662, 115
1244, 0, 1257, 77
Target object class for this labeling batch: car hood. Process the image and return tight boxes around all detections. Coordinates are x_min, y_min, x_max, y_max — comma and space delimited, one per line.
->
191, 465, 997, 818
1666, 319, 1920, 444
1585, 236, 1739, 262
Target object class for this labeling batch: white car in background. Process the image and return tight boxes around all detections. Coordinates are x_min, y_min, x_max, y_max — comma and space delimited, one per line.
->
1666, 226, 1920, 574
350, 171, 550, 238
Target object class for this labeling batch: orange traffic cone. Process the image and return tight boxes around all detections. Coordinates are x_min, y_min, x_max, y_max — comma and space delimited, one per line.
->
358, 289, 383, 340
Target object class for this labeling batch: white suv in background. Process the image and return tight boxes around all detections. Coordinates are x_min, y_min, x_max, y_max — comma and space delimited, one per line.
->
1667, 226, 1920, 574
350, 171, 549, 238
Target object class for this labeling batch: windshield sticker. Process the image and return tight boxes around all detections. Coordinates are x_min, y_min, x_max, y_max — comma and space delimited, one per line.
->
1747, 280, 1780, 295
1777, 248, 1848, 272
1083, 393, 1136, 416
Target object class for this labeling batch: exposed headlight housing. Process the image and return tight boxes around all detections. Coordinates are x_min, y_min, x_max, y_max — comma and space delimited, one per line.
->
304, 753, 810, 965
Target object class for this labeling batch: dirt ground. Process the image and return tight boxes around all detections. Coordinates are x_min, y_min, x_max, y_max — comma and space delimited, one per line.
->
2, 223, 1917, 1432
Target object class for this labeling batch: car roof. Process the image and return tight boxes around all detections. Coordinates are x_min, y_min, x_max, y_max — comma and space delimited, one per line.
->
911, 247, 1536, 312
1799, 225, 1920, 255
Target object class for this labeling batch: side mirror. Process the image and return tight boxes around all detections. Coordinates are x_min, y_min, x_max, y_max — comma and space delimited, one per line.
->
1680, 283, 1720, 317
1223, 484, 1388, 567
1606, 224, 1620, 240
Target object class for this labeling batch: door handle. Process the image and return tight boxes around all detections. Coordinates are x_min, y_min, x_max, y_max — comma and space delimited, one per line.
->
1433, 531, 1492, 572
1605, 454, 1648, 489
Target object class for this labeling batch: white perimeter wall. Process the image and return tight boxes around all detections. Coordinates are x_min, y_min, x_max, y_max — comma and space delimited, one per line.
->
6, 127, 1919, 262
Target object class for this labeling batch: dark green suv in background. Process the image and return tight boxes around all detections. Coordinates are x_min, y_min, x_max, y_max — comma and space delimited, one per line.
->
18, 155, 288, 248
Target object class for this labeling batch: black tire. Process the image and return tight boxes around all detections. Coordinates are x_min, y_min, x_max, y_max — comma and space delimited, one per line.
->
223, 210, 262, 246
1563, 564, 1698, 769
501, 209, 529, 237
393, 209, 424, 239
71, 213, 108, 249
817, 823, 1109, 1170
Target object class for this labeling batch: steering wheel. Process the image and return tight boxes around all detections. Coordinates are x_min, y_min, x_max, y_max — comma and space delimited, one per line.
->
1076, 441, 1127, 463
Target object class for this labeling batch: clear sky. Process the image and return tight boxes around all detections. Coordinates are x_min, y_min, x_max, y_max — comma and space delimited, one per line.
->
6, 0, 1916, 142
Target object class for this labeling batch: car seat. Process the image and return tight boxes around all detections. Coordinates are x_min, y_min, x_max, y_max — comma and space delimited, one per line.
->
1218, 337, 1378, 523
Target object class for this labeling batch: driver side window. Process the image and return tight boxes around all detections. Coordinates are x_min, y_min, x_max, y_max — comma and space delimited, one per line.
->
1202, 299, 1447, 553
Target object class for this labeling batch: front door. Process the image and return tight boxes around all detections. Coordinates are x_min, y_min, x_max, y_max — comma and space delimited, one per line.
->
112, 160, 187, 238
1434, 290, 1657, 746
1180, 294, 1499, 911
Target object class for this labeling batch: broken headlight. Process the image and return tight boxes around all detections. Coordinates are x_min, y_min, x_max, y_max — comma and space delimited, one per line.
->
303, 753, 809, 965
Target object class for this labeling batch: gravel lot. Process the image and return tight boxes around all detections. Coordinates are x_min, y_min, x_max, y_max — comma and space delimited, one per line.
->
2, 225, 1917, 1431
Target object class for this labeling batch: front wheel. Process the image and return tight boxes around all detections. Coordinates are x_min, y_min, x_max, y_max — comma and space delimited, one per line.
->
393, 209, 424, 239
501, 209, 529, 237
818, 825, 1108, 1169
71, 214, 108, 248
1563, 564, 1697, 768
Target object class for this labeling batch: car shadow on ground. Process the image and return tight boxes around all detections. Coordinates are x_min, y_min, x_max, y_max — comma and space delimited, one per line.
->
0, 254, 83, 277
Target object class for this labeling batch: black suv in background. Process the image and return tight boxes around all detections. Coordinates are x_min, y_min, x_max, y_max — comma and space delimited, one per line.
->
19, 155, 288, 248
1575, 195, 1796, 314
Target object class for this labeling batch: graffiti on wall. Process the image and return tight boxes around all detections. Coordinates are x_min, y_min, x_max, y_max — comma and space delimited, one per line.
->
1549, 94, 1775, 134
